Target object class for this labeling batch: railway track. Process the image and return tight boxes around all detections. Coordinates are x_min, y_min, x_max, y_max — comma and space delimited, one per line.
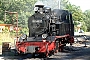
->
0, 47, 88, 60
0, 48, 89, 60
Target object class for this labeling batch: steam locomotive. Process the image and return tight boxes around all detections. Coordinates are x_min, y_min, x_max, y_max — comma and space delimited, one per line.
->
16, 2, 74, 57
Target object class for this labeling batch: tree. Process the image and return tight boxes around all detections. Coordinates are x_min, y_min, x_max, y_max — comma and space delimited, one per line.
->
84, 10, 90, 31
0, 0, 37, 27
61, 0, 86, 32
0, 0, 37, 35
0, 0, 89, 32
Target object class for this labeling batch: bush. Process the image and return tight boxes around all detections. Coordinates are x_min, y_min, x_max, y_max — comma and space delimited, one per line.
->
0, 21, 4, 24
3, 27, 9, 33
19, 27, 29, 35
0, 33, 14, 45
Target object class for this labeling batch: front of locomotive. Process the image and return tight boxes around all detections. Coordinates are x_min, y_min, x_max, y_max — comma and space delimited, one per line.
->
16, 1, 55, 57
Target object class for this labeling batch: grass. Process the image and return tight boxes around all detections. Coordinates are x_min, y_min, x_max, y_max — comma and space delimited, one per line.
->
0, 32, 15, 45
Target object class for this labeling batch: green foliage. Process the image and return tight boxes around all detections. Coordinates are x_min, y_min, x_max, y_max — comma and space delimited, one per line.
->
19, 27, 29, 35
61, 0, 87, 32
3, 27, 9, 33
0, 0, 37, 27
62, 0, 84, 21
0, 20, 4, 23
10, 30, 16, 37
84, 10, 90, 31
0, 33, 14, 45
0, 0, 90, 32
0, 0, 38, 37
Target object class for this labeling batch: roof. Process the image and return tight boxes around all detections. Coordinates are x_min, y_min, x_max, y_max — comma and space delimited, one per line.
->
0, 24, 13, 26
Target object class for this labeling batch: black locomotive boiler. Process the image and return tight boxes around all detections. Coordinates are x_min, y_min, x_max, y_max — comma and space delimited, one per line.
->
16, 2, 74, 57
